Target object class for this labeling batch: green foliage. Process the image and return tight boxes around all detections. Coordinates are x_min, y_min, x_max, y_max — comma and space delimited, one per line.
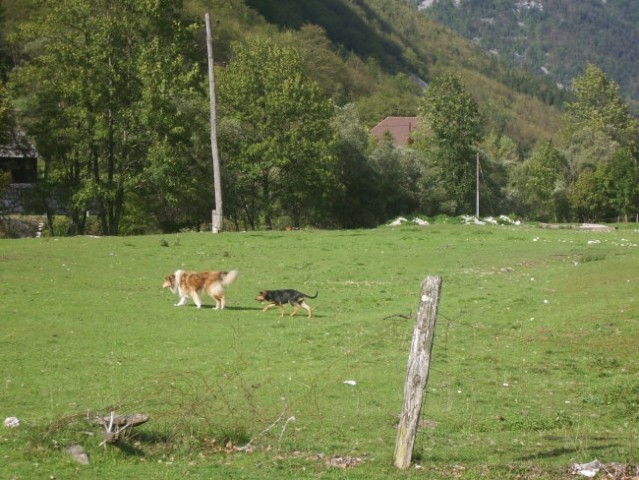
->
354, 72, 422, 123
419, 71, 482, 214
422, 0, 639, 113
559, 66, 639, 222
4, 0, 638, 229
568, 167, 614, 222
0, 84, 12, 145
563, 64, 639, 150
562, 128, 619, 180
218, 35, 337, 229
511, 141, 569, 221
569, 147, 639, 222
8, 0, 203, 235
329, 104, 381, 228
242, 0, 564, 145
607, 148, 639, 221
244, 0, 409, 73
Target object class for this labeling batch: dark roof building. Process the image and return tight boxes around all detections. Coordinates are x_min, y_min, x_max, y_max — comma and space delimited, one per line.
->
0, 135, 38, 183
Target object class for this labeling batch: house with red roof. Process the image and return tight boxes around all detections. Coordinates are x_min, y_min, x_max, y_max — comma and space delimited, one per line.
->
370, 116, 419, 146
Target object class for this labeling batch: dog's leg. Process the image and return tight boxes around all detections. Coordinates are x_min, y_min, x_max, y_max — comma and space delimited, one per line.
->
279, 303, 286, 317
290, 303, 301, 317
300, 301, 312, 318
191, 291, 202, 308
175, 295, 188, 306
262, 302, 278, 313
214, 294, 224, 310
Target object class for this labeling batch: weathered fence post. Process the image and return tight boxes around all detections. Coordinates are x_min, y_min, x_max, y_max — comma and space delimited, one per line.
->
394, 275, 442, 469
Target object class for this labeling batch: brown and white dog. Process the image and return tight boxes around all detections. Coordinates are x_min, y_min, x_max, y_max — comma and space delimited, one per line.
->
162, 269, 239, 310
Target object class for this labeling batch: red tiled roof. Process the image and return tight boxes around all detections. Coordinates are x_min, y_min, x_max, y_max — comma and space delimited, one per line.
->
370, 116, 419, 146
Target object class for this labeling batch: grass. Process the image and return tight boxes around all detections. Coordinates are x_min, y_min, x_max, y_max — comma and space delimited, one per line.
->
1, 223, 638, 479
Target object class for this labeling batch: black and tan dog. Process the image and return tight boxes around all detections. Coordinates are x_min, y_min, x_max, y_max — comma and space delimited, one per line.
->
256, 289, 318, 318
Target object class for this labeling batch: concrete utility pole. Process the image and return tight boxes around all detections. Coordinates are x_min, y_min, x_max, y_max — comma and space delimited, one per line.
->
476, 152, 480, 219
206, 13, 223, 233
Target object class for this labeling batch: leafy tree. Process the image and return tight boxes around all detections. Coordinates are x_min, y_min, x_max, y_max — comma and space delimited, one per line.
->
329, 104, 381, 228
561, 65, 639, 223
217, 35, 337, 229
563, 63, 639, 151
9, 0, 201, 235
511, 141, 569, 221
419, 71, 482, 214
568, 167, 613, 222
131, 32, 210, 233
477, 132, 522, 215
562, 127, 619, 182
368, 136, 419, 221
0, 84, 11, 145
607, 147, 639, 222
355, 72, 422, 123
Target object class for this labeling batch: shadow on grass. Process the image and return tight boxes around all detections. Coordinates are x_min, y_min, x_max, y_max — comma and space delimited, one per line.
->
112, 439, 146, 457
112, 430, 177, 457
195, 305, 323, 317
516, 442, 622, 461
175, 305, 260, 311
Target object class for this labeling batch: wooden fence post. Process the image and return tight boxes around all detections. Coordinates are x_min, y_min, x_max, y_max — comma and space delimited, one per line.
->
394, 275, 442, 469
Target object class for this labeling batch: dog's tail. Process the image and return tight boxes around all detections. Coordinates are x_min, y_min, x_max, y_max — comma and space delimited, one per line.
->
172, 269, 184, 295
221, 269, 239, 287
303, 291, 318, 299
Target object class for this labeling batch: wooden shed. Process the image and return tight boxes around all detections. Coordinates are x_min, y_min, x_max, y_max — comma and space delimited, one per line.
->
0, 136, 38, 184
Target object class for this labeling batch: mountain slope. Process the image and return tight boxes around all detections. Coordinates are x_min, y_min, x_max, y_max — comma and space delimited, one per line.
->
414, 0, 639, 112
241, 0, 564, 146
2, 0, 566, 148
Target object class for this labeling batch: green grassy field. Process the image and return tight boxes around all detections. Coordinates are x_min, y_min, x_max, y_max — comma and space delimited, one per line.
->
1, 224, 638, 479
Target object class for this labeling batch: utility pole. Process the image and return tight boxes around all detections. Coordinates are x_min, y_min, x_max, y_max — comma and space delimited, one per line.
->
475, 152, 480, 219
206, 13, 223, 233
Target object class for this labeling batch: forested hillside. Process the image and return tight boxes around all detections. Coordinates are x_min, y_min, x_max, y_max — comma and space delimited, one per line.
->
240, 0, 567, 130
1, 0, 637, 236
414, 0, 639, 113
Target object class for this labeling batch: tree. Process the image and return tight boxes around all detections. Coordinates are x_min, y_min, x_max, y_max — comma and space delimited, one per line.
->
478, 131, 521, 215
563, 63, 639, 152
562, 127, 619, 182
217, 35, 337, 229
9, 0, 202, 235
419, 71, 482, 214
511, 141, 569, 221
0, 84, 11, 145
330, 104, 381, 228
607, 148, 639, 222
368, 136, 420, 221
561, 64, 639, 223
568, 168, 613, 223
